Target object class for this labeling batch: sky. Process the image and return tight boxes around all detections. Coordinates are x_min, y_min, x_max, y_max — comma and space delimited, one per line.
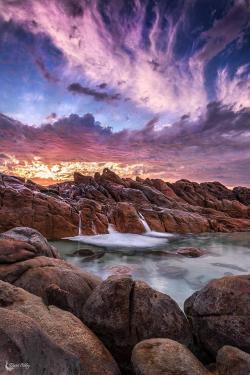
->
0, 0, 250, 186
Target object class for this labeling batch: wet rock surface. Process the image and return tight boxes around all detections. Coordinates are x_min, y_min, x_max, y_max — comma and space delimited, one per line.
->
176, 247, 206, 257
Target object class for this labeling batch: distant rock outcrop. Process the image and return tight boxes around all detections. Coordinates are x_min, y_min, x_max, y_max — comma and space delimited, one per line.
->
0, 169, 249, 239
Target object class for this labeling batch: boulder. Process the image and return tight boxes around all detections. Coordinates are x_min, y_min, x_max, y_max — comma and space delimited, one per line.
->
0, 228, 101, 317
0, 227, 59, 259
82, 275, 192, 371
0, 280, 121, 375
131, 338, 210, 375
0, 307, 80, 374
216, 346, 250, 375
0, 255, 101, 319
176, 247, 206, 257
184, 275, 250, 358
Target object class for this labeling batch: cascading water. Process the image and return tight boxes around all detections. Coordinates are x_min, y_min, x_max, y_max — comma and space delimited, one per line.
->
78, 211, 82, 236
108, 224, 117, 234
138, 212, 151, 233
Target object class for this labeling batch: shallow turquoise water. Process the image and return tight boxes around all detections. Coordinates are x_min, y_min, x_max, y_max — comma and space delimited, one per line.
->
51, 232, 250, 307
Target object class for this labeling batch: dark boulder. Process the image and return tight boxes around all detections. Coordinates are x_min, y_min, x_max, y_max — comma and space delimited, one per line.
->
216, 345, 250, 375
82, 275, 192, 371
184, 275, 250, 358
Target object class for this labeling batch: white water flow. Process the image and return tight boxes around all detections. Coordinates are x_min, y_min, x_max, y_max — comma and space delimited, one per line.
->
139, 212, 174, 238
78, 211, 82, 236
66, 221, 169, 248
138, 212, 151, 232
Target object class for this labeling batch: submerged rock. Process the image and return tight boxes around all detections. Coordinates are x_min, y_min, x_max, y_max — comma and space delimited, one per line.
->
82, 275, 192, 371
184, 275, 250, 358
176, 247, 206, 257
216, 346, 250, 375
0, 281, 121, 375
132, 338, 210, 375
157, 265, 188, 278
69, 248, 105, 262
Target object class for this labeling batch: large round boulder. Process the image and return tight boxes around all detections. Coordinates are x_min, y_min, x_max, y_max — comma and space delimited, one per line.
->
131, 338, 210, 375
0, 255, 101, 319
82, 275, 192, 371
0, 280, 120, 375
184, 275, 250, 358
0, 227, 59, 259
0, 307, 80, 374
216, 346, 250, 375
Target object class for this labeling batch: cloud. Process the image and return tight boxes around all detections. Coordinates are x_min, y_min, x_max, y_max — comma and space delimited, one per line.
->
0, 102, 249, 186
194, 0, 250, 63
68, 83, 121, 101
216, 64, 250, 109
35, 57, 59, 83
2, 0, 249, 118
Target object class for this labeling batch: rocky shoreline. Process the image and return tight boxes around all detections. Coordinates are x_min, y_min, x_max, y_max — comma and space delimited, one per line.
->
0, 169, 250, 239
0, 227, 249, 374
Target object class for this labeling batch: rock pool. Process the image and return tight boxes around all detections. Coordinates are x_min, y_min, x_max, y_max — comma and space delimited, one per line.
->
50, 231, 250, 307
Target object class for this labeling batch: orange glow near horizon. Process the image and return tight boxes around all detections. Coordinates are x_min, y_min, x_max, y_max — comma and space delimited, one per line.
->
0, 157, 158, 185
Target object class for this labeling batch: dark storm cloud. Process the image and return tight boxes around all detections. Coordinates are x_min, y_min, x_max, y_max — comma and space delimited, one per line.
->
68, 83, 121, 102
0, 102, 249, 185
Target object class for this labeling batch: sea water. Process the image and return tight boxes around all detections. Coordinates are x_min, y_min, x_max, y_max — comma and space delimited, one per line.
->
50, 231, 250, 308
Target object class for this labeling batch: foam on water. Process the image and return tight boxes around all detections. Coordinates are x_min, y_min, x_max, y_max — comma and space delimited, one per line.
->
66, 231, 169, 248
65, 223, 174, 248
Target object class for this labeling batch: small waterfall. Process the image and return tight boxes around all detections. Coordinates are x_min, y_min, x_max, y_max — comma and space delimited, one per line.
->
138, 212, 151, 233
78, 211, 82, 236
108, 224, 117, 234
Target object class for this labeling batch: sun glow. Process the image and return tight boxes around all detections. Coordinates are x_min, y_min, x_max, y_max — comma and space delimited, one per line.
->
0, 156, 146, 185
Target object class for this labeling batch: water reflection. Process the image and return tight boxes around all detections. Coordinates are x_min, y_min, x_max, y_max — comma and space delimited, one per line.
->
50, 232, 250, 308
